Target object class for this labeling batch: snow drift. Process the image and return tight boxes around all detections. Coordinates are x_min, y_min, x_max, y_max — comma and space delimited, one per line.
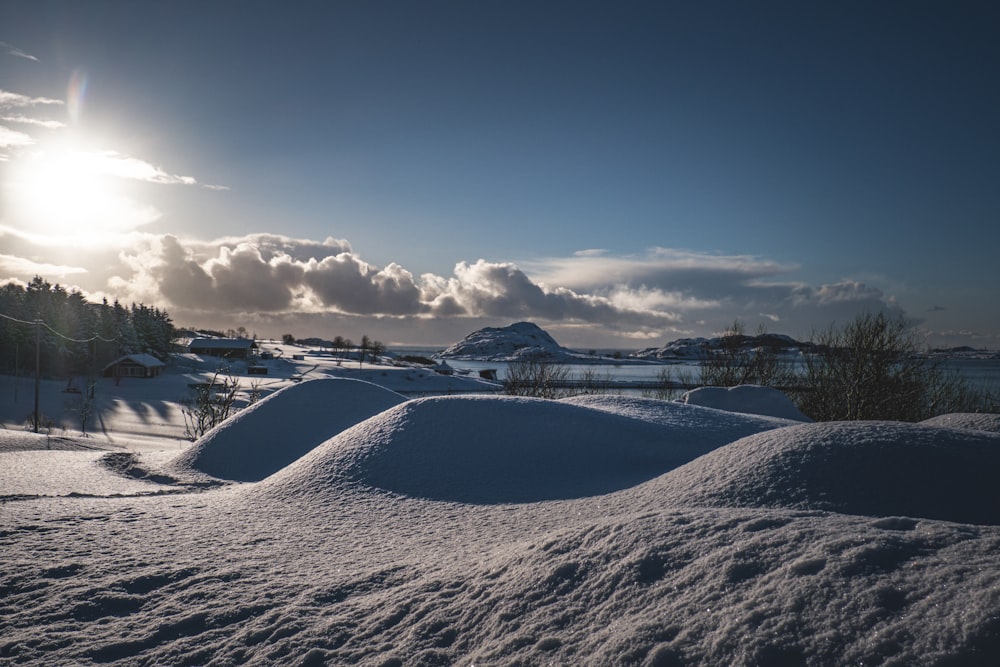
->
680, 383, 812, 422
258, 394, 777, 503
3, 376, 1000, 666
658, 420, 1000, 525
920, 411, 1000, 433
171, 378, 405, 482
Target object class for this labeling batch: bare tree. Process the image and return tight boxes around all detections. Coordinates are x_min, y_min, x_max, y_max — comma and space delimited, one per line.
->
700, 320, 794, 388
503, 354, 570, 399
642, 365, 697, 401
69, 377, 99, 435
332, 335, 346, 363
181, 373, 241, 440
792, 311, 987, 421
369, 340, 385, 364
359, 335, 371, 368
573, 367, 614, 396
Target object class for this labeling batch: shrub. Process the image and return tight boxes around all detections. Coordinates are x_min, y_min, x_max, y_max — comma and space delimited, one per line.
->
792, 311, 986, 421
181, 373, 241, 440
503, 354, 569, 399
699, 320, 796, 389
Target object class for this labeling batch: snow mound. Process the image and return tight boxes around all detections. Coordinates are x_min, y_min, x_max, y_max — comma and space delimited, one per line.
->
562, 394, 797, 443
259, 395, 722, 503
660, 421, 1000, 525
920, 412, 1000, 433
171, 378, 405, 482
680, 384, 812, 421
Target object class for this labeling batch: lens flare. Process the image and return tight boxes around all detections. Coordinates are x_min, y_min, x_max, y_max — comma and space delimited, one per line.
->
67, 68, 89, 125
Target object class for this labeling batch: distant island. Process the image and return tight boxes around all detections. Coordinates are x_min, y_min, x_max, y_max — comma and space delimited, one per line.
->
437, 322, 811, 364
437, 322, 653, 364
437, 322, 999, 363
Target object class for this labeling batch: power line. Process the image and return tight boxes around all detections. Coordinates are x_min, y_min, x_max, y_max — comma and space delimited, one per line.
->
0, 311, 119, 343
39, 320, 118, 344
2, 311, 120, 433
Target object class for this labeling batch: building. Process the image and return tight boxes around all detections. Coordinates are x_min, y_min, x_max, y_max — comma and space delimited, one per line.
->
102, 354, 166, 379
188, 338, 258, 359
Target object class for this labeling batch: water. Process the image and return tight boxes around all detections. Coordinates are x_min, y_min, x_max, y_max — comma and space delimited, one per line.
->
394, 348, 1000, 397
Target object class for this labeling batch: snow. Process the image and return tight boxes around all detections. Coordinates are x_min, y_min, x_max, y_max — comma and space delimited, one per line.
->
438, 321, 567, 360
655, 420, 1000, 525
255, 394, 764, 504
680, 384, 813, 421
2, 368, 1000, 665
920, 411, 1000, 433
438, 320, 650, 364
171, 378, 406, 482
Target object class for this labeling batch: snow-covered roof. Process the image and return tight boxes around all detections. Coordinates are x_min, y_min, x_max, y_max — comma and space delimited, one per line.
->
102, 353, 165, 370
188, 338, 256, 349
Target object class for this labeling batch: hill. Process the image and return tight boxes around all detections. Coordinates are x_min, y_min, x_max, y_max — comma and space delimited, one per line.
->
439, 321, 650, 364
632, 332, 813, 361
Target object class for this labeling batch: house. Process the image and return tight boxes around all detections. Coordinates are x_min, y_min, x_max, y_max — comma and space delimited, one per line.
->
432, 360, 455, 375
103, 354, 166, 379
188, 338, 258, 359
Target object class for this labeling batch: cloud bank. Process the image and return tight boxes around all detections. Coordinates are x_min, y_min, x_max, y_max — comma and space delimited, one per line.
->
25, 231, 895, 344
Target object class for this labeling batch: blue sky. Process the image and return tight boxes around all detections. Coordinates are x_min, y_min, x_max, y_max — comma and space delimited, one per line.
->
1, 1, 998, 348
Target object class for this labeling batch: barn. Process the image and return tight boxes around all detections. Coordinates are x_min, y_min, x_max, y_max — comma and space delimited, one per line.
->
188, 338, 258, 359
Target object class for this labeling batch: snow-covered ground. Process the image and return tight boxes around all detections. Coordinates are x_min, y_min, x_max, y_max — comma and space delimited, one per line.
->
2, 370, 999, 665
0, 340, 501, 449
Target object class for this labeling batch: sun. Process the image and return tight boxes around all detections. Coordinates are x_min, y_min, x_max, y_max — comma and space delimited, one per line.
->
5, 138, 160, 246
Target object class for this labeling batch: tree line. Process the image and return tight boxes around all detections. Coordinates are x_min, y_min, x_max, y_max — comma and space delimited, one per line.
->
281, 333, 385, 366
0, 276, 176, 379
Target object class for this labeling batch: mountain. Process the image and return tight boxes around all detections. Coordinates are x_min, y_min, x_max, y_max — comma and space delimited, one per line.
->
438, 322, 576, 361
632, 333, 813, 361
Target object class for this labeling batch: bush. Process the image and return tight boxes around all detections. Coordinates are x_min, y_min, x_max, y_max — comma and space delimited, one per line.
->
642, 365, 697, 401
181, 373, 241, 440
503, 354, 569, 399
699, 320, 797, 389
792, 311, 987, 421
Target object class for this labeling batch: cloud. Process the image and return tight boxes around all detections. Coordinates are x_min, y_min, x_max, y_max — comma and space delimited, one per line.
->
0, 125, 34, 148
525, 247, 794, 294
0, 42, 39, 62
85, 150, 198, 185
13, 231, 902, 344
106, 235, 685, 329
0, 90, 62, 109
0, 115, 66, 129
0, 254, 87, 277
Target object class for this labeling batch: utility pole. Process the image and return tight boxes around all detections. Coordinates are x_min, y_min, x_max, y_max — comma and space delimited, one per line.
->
33, 319, 41, 433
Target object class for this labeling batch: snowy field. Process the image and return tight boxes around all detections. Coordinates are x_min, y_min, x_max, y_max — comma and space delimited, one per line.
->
2, 350, 1000, 665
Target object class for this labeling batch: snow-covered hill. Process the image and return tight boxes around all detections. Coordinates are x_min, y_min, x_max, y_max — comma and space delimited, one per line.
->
438, 321, 570, 360
633, 332, 811, 360
438, 321, 650, 364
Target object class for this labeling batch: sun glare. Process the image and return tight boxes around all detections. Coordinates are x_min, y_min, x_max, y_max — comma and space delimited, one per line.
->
7, 140, 160, 246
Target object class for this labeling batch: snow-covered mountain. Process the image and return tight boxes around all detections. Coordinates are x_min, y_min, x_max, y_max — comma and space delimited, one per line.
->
438, 322, 583, 362
633, 332, 812, 361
